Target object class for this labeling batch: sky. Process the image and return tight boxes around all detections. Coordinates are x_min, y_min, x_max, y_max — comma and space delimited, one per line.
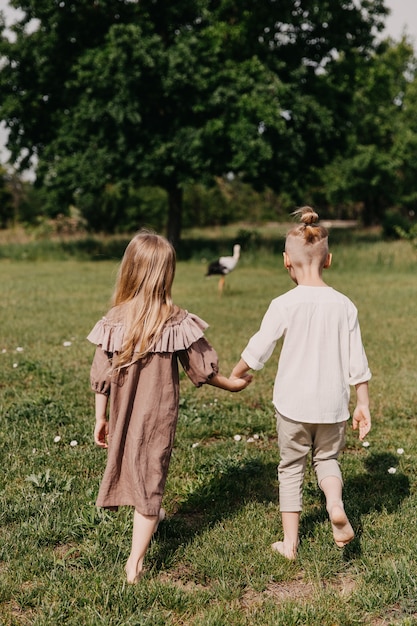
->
383, 0, 416, 43
0, 0, 415, 168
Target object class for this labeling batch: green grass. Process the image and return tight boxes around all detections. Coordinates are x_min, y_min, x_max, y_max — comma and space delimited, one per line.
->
1, 232, 417, 625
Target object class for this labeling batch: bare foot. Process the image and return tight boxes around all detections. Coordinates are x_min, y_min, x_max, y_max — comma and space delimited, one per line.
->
271, 541, 297, 560
329, 504, 354, 547
125, 559, 145, 585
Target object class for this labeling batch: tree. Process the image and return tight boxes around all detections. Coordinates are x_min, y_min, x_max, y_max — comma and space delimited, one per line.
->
316, 38, 417, 224
0, 165, 14, 227
391, 59, 417, 213
0, 1, 388, 245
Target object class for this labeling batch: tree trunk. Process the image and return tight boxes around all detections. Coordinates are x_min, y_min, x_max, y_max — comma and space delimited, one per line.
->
166, 183, 183, 249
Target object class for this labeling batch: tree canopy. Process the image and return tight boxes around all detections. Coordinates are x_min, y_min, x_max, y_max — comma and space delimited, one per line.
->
0, 0, 400, 244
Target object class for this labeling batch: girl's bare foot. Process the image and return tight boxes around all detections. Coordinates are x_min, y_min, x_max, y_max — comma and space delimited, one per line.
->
271, 540, 297, 560
125, 509, 165, 583
329, 504, 354, 547
125, 559, 144, 584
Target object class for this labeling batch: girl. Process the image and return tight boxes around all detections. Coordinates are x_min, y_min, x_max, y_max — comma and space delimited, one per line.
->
229, 207, 371, 559
88, 231, 251, 583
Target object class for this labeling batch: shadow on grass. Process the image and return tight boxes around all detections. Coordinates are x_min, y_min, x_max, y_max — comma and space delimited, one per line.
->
156, 451, 409, 568
300, 452, 410, 559
153, 458, 278, 568
153, 451, 410, 568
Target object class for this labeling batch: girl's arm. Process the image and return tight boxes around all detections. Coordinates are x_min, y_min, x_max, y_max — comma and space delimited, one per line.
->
207, 358, 253, 392
94, 392, 109, 448
208, 365, 252, 392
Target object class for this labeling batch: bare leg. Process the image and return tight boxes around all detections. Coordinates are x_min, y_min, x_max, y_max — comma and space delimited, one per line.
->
218, 275, 225, 294
125, 508, 164, 584
271, 511, 300, 560
320, 476, 354, 547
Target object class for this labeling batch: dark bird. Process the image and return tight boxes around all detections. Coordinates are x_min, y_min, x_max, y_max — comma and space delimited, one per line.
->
206, 244, 241, 294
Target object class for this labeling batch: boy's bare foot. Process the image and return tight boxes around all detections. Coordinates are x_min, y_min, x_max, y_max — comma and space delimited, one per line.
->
271, 541, 297, 560
329, 504, 354, 547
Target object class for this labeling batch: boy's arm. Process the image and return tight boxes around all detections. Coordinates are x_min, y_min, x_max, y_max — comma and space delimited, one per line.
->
230, 358, 251, 380
352, 381, 371, 440
94, 392, 109, 448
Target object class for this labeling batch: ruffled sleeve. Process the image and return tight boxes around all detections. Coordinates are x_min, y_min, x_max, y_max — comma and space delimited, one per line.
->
150, 312, 208, 353
87, 316, 122, 395
163, 311, 218, 386
178, 338, 219, 387
90, 346, 112, 395
152, 309, 218, 386
87, 317, 125, 354
87, 311, 208, 355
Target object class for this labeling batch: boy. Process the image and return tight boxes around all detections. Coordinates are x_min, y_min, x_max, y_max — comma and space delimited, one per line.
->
230, 207, 371, 559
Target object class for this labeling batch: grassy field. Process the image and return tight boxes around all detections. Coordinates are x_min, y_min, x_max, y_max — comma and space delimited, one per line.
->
1, 229, 417, 625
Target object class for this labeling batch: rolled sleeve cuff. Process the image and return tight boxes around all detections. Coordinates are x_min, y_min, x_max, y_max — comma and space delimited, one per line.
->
349, 368, 372, 386
241, 348, 265, 371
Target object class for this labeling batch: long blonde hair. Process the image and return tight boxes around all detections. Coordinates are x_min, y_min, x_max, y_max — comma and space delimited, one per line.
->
110, 230, 176, 368
285, 206, 329, 265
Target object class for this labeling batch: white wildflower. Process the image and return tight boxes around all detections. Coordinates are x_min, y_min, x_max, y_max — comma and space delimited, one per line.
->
1, 348, 6, 353
13, 363, 18, 368
70, 440, 78, 447
362, 441, 370, 448
233, 434, 242, 442
192, 442, 200, 448
253, 434, 260, 440
63, 341, 72, 347
397, 448, 404, 455
16, 347, 24, 352
247, 437, 255, 443
54, 436, 61, 443
388, 467, 397, 474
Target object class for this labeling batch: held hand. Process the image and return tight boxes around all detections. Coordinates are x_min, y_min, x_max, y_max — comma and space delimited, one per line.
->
94, 417, 109, 448
207, 370, 253, 392
352, 405, 371, 441
228, 373, 253, 392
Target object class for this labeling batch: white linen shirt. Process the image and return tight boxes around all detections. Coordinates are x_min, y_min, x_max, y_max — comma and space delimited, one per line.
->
241, 286, 371, 424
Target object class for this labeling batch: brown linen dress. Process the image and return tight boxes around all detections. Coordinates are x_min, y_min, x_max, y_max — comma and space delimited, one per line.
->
87, 306, 219, 516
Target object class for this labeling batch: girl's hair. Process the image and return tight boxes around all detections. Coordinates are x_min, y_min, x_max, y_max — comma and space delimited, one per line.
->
285, 206, 329, 264
111, 230, 176, 368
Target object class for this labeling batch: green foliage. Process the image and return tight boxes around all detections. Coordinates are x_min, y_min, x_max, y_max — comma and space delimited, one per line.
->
395, 222, 417, 248
382, 209, 413, 239
0, 1, 388, 242
317, 39, 417, 224
25, 469, 74, 494
182, 178, 288, 228
0, 166, 14, 227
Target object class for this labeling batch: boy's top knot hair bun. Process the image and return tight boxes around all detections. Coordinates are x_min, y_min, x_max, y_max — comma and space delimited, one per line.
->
293, 206, 319, 226
287, 206, 328, 247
